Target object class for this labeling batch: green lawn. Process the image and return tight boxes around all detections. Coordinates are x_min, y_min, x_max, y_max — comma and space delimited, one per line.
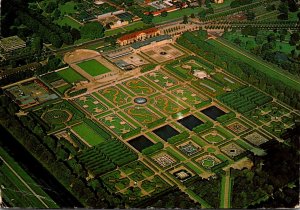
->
57, 67, 86, 83
105, 28, 125, 37
56, 84, 72, 94
77, 59, 110, 77
77, 59, 111, 77
72, 123, 106, 146
56, 16, 81, 29
123, 21, 147, 31
152, 7, 204, 23
58, 1, 77, 14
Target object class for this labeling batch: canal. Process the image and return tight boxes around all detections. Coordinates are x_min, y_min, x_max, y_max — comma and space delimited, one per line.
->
0, 125, 83, 208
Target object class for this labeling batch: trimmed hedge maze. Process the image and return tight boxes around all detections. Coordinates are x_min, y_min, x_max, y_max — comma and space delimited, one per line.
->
218, 86, 272, 113
33, 100, 84, 132
77, 140, 138, 176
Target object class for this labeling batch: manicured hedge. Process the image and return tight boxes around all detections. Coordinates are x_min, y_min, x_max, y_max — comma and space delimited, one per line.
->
68, 88, 87, 97
192, 121, 214, 133
122, 127, 142, 139
168, 131, 190, 144
142, 142, 164, 155
141, 64, 158, 73
147, 117, 166, 129
216, 112, 236, 123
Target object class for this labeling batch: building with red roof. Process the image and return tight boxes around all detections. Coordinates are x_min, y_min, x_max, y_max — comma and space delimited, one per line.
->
117, 27, 160, 46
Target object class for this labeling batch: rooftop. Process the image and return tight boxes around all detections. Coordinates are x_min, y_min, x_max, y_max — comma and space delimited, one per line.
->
117, 27, 159, 42
131, 34, 172, 49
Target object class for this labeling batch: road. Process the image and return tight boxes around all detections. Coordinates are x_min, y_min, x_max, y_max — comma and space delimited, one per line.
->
0, 156, 49, 208
221, 170, 231, 208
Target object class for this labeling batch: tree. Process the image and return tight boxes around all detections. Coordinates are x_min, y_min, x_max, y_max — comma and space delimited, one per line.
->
289, 32, 300, 46
70, 28, 81, 41
183, 15, 188, 24
142, 14, 153, 24
80, 22, 105, 39
277, 2, 288, 20
198, 29, 208, 40
161, 11, 168, 17
245, 10, 255, 20
49, 33, 63, 48
198, 9, 206, 18
45, 1, 57, 13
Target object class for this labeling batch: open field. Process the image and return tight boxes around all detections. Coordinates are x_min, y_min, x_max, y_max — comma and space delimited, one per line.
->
77, 59, 111, 77
72, 122, 106, 146
57, 67, 86, 83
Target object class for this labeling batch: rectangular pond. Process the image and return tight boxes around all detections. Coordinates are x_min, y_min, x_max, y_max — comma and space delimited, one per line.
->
201, 105, 226, 120
128, 135, 154, 152
153, 125, 180, 142
177, 115, 204, 131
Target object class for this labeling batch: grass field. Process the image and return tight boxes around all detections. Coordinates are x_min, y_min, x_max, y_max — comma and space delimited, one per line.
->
104, 28, 125, 37
208, 38, 300, 91
58, 1, 77, 14
123, 21, 148, 31
57, 67, 86, 83
152, 7, 204, 23
72, 122, 106, 146
56, 16, 81, 29
77, 59, 111, 77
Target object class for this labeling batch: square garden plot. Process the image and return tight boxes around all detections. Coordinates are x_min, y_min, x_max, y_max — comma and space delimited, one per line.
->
169, 165, 195, 182
151, 151, 178, 169
195, 154, 222, 171
243, 131, 269, 146
177, 115, 204, 131
201, 105, 226, 120
200, 130, 227, 145
225, 119, 251, 135
128, 135, 154, 152
153, 125, 179, 142
220, 143, 246, 158
177, 140, 202, 157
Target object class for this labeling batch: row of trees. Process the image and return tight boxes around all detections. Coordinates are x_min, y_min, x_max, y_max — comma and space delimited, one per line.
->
177, 31, 300, 110
223, 29, 300, 77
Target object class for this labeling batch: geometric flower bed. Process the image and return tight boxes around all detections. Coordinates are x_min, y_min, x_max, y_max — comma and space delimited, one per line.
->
220, 143, 246, 158
243, 131, 269, 146
226, 120, 249, 135
177, 141, 201, 157
151, 152, 177, 168
195, 154, 221, 170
